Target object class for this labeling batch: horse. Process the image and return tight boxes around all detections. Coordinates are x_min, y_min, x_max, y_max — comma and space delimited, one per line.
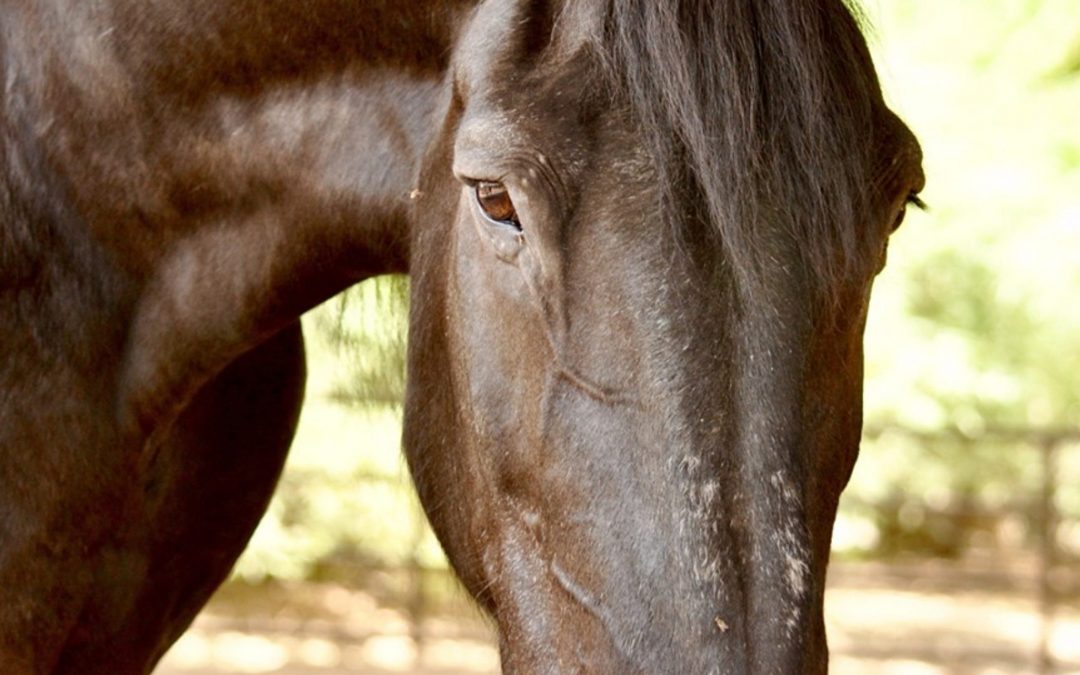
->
0, 0, 924, 672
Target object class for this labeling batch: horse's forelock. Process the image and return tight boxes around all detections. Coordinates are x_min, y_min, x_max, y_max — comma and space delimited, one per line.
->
595, 0, 884, 300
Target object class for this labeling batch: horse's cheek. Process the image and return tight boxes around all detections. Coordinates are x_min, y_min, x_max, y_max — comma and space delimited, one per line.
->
452, 237, 545, 439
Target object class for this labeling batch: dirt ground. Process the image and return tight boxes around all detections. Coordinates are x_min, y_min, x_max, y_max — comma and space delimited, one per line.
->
157, 559, 1079, 675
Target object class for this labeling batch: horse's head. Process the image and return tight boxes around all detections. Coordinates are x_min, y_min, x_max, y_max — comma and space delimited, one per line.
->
405, 1, 923, 671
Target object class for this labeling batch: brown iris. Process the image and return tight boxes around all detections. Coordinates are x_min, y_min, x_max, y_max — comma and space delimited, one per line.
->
475, 181, 520, 228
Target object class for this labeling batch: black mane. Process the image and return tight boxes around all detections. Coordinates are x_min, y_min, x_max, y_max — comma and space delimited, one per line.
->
598, 0, 884, 297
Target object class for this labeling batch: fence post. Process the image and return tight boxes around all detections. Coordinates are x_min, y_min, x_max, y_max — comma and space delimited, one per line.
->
407, 501, 428, 669
1036, 435, 1059, 674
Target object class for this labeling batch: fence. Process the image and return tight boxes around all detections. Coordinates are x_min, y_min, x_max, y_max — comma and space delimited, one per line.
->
377, 425, 1080, 672
859, 425, 1079, 674
221, 419, 1080, 673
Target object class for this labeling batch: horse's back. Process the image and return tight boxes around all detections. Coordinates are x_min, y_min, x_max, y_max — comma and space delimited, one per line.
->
0, 0, 442, 670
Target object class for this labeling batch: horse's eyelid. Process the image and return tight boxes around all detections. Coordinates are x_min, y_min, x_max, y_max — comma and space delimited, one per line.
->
906, 193, 928, 211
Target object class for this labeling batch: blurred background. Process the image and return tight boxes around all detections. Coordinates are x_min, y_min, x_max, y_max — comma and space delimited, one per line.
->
160, 1, 1080, 673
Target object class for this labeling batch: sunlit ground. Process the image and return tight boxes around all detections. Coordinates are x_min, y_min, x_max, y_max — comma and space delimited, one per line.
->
157, 559, 1079, 675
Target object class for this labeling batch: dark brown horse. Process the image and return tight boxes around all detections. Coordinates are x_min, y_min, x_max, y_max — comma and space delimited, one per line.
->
1, 1, 923, 672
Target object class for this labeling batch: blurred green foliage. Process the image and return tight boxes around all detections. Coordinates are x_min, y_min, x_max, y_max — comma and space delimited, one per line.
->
841, 0, 1080, 556
235, 0, 1080, 579
862, 0, 1080, 430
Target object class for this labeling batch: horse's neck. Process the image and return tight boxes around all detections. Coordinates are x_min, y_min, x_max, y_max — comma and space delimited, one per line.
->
3, 0, 466, 448
12, 0, 465, 262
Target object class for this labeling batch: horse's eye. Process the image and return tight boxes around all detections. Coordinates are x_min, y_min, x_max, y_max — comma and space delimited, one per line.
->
475, 181, 520, 228
893, 192, 926, 233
